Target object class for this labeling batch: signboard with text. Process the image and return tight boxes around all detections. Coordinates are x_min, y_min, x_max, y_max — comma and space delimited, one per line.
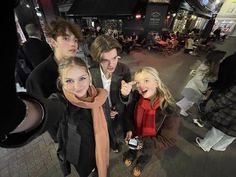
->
145, 4, 168, 33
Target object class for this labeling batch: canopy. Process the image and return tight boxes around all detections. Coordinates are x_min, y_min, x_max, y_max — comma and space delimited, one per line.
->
67, 0, 139, 17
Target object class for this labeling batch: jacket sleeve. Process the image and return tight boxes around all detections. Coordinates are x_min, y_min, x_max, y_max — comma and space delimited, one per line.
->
26, 73, 46, 98
119, 63, 132, 104
154, 113, 180, 151
123, 91, 139, 133
212, 85, 236, 110
0, 93, 65, 148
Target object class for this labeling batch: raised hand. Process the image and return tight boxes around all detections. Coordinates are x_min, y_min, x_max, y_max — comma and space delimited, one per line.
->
121, 80, 136, 97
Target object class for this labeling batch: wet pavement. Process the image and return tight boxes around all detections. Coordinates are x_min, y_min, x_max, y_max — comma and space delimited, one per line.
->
1, 37, 235, 177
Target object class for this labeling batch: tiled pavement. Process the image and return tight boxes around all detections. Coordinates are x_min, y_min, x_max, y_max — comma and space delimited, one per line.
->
1, 37, 236, 177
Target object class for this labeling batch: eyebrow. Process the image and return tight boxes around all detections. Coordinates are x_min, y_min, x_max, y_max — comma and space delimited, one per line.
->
102, 55, 120, 60
64, 74, 87, 79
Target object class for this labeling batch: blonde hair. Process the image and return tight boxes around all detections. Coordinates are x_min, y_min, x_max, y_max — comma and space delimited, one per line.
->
57, 57, 90, 90
90, 35, 121, 62
134, 67, 176, 110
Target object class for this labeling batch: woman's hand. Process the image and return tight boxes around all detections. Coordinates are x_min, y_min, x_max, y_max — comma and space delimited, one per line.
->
110, 110, 118, 119
124, 131, 133, 144
121, 80, 136, 97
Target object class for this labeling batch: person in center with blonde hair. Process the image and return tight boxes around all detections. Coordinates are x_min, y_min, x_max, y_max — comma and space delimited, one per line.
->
123, 67, 180, 177
51, 56, 109, 177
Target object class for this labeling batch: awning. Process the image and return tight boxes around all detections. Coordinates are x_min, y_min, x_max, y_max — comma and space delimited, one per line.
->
179, 0, 194, 11
67, 0, 139, 17
185, 0, 212, 18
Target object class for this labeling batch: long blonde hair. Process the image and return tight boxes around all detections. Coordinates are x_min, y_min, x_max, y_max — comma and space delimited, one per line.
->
134, 67, 176, 110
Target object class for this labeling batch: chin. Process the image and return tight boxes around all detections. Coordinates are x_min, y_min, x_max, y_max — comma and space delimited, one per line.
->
75, 93, 87, 98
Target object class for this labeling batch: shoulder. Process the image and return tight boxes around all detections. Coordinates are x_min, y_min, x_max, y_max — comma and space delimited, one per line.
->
89, 66, 100, 74
161, 103, 178, 117
115, 62, 130, 73
117, 62, 129, 69
32, 55, 56, 72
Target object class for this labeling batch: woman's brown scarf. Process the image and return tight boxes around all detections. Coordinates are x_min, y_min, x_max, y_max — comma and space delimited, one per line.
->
63, 85, 109, 177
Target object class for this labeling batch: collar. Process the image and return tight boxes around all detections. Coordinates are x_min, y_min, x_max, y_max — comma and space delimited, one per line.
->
100, 67, 112, 80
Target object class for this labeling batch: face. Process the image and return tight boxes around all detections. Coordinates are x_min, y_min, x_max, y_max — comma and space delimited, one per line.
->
52, 29, 78, 60
61, 65, 90, 98
134, 71, 158, 100
100, 48, 120, 76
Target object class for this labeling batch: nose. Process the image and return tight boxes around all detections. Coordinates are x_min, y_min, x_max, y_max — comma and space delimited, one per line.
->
73, 81, 81, 91
71, 40, 77, 47
138, 82, 145, 89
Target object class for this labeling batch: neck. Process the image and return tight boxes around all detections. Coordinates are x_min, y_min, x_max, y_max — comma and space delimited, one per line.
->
54, 53, 64, 65
101, 67, 112, 79
105, 73, 111, 79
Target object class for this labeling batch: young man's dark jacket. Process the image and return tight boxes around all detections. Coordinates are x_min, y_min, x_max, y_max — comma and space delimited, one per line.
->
21, 37, 52, 68
26, 54, 58, 98
26, 54, 60, 142
89, 61, 132, 148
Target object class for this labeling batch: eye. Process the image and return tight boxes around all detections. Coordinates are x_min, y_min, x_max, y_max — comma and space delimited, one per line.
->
63, 36, 69, 41
74, 38, 78, 43
65, 79, 74, 84
78, 76, 87, 81
144, 79, 149, 83
101, 59, 109, 64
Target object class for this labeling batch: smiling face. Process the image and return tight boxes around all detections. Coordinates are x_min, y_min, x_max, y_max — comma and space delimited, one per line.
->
134, 71, 158, 100
61, 65, 90, 98
100, 48, 120, 77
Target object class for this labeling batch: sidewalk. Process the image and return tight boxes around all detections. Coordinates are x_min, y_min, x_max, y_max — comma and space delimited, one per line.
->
0, 37, 235, 177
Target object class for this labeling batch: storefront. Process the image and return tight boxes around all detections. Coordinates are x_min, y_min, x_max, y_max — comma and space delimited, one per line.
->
213, 18, 236, 35
172, 9, 190, 33
171, 0, 211, 34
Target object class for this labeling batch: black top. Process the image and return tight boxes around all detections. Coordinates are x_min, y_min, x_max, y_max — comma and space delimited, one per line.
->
21, 38, 52, 68
26, 54, 58, 98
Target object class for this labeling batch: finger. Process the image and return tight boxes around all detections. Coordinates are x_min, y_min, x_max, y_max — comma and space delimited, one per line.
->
121, 80, 126, 86
128, 81, 136, 86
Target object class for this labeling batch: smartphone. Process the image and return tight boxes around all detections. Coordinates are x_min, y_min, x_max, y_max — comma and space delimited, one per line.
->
128, 138, 138, 149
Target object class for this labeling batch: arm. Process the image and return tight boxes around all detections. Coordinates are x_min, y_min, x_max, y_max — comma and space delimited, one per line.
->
211, 85, 236, 110
1, 92, 65, 148
119, 63, 133, 104
123, 91, 140, 142
0, 1, 66, 148
26, 73, 46, 98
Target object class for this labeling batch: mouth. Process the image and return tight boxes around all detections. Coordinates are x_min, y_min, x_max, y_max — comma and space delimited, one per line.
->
140, 90, 148, 95
69, 49, 76, 53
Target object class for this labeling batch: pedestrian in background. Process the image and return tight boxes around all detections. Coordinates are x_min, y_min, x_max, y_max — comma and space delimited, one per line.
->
176, 50, 226, 117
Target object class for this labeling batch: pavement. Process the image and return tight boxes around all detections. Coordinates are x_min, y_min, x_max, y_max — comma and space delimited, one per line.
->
1, 37, 235, 177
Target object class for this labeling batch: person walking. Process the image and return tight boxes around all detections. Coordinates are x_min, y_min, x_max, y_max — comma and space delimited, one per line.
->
176, 50, 226, 117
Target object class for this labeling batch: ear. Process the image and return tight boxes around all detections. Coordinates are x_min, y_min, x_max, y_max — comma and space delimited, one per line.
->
57, 77, 63, 90
49, 38, 57, 49
87, 70, 93, 85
